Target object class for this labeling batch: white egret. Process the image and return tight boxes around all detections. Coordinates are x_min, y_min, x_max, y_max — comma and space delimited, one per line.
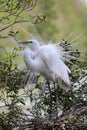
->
19, 39, 71, 91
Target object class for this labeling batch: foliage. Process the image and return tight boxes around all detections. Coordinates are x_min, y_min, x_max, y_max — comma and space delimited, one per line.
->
0, 0, 46, 37
0, 49, 26, 129
0, 0, 87, 130
35, 0, 87, 49
0, 40, 87, 130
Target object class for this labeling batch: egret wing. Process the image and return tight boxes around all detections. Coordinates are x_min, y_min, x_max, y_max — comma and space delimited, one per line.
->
39, 44, 71, 90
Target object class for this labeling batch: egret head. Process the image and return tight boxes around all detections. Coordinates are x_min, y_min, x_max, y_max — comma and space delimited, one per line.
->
19, 39, 40, 51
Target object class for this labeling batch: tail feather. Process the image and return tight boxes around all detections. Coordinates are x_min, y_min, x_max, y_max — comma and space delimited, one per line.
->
58, 77, 71, 91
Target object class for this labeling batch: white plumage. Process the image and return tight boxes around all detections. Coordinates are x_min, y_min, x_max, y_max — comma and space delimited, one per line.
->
20, 39, 71, 90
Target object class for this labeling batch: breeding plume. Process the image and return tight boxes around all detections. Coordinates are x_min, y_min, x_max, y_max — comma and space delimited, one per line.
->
19, 39, 71, 90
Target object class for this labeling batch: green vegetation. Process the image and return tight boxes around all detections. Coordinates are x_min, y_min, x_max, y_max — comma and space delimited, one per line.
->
0, 41, 87, 130
0, 0, 87, 130
0, 0, 87, 51
35, 0, 87, 50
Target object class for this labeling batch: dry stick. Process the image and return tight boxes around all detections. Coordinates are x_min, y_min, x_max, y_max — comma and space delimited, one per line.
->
43, 106, 87, 128
0, 19, 30, 32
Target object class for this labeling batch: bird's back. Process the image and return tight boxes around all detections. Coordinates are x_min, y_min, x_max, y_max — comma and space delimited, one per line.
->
39, 44, 71, 90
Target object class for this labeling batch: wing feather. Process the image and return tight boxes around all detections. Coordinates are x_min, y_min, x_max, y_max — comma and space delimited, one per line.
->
39, 44, 71, 90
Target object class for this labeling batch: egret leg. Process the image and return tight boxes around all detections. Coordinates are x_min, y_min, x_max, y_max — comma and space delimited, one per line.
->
29, 72, 38, 83
20, 70, 31, 87
21, 71, 38, 86
54, 83, 58, 117
71, 86, 76, 112
47, 81, 52, 119
41, 80, 47, 96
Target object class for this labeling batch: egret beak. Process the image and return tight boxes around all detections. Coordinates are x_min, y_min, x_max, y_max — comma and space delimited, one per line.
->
19, 41, 28, 45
